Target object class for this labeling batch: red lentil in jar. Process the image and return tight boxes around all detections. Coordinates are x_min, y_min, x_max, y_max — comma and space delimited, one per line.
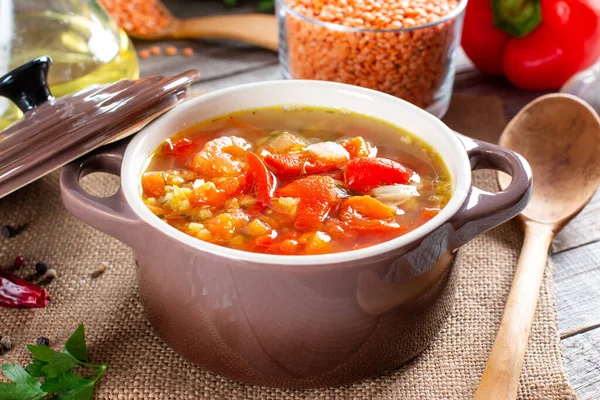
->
277, 0, 467, 117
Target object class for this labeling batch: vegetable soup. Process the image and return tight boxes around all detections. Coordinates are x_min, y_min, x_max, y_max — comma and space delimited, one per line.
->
140, 107, 452, 255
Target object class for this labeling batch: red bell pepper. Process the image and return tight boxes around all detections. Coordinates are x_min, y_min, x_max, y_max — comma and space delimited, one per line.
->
461, 0, 600, 89
245, 152, 276, 210
344, 157, 412, 192
0, 268, 50, 309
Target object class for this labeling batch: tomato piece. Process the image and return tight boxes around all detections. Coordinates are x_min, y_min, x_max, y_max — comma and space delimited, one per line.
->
344, 157, 412, 192
246, 152, 276, 210
263, 152, 304, 177
339, 196, 405, 233
278, 239, 300, 255
162, 136, 209, 158
191, 136, 250, 177
421, 208, 440, 222
325, 219, 359, 242
262, 150, 346, 179
141, 172, 166, 197
190, 177, 245, 208
342, 137, 377, 158
342, 196, 396, 219
206, 212, 248, 241
276, 176, 339, 229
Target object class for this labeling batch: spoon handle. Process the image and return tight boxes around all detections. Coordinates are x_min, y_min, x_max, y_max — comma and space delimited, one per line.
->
173, 14, 279, 51
473, 220, 554, 400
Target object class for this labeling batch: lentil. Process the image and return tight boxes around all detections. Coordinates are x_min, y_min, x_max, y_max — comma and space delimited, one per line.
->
98, 0, 171, 36
165, 46, 178, 56
150, 46, 162, 55
139, 49, 151, 59
182, 47, 195, 57
281, 0, 464, 110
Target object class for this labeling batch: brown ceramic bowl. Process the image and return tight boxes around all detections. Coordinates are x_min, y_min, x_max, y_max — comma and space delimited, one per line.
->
60, 81, 532, 389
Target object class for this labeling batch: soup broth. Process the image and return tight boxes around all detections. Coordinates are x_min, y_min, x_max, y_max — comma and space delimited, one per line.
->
141, 107, 452, 255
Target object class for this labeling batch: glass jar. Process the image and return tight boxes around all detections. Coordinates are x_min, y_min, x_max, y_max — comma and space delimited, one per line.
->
277, 0, 467, 118
0, 0, 139, 131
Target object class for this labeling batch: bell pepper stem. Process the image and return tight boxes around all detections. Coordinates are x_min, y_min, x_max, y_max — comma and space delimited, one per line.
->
491, 0, 542, 38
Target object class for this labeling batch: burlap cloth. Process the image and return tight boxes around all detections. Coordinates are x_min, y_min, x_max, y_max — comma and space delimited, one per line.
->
0, 95, 576, 399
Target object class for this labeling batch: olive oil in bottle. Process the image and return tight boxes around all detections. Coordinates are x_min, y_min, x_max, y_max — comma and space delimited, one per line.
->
0, 6, 139, 131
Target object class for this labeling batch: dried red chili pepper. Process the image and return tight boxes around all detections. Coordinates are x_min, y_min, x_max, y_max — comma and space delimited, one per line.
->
0, 268, 50, 308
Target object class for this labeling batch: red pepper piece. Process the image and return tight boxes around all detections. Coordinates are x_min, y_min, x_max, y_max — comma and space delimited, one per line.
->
275, 176, 339, 229
262, 152, 345, 179
0, 268, 50, 309
245, 152, 276, 211
344, 157, 412, 192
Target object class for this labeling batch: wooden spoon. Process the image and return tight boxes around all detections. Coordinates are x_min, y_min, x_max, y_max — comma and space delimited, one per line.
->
127, 0, 278, 51
474, 93, 600, 399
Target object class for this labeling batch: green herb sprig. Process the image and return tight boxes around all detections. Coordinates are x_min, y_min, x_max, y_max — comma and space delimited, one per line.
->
223, 0, 275, 12
0, 324, 108, 400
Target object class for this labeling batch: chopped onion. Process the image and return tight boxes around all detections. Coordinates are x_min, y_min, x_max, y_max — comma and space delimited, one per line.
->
267, 131, 306, 153
307, 142, 350, 162
371, 184, 419, 206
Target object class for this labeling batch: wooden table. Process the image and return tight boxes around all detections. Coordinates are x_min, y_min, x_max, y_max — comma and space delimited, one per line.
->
138, 2, 600, 397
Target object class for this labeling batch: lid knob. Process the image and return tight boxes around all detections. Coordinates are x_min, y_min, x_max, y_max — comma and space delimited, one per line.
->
0, 56, 54, 113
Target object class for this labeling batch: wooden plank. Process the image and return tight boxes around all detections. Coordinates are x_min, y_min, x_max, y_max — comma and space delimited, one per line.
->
136, 39, 277, 81
552, 241, 600, 336
561, 328, 600, 400
136, 1, 277, 80
192, 63, 281, 92
552, 189, 600, 254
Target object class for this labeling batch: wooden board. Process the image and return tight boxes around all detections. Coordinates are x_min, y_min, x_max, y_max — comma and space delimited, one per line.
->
552, 241, 600, 337
562, 329, 600, 400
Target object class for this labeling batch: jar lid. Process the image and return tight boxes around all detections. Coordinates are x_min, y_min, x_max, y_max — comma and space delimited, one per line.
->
0, 56, 199, 199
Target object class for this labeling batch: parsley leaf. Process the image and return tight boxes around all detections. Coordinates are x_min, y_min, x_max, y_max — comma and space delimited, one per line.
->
0, 364, 46, 400
25, 360, 48, 378
41, 371, 91, 393
1, 324, 108, 399
50, 384, 94, 400
63, 324, 88, 362
27, 345, 78, 378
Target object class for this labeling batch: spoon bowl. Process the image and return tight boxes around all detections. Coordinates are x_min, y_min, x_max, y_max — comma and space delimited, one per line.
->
476, 93, 600, 399
499, 93, 600, 228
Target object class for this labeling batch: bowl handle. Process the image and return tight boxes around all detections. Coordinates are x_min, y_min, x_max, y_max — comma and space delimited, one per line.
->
449, 134, 533, 248
60, 139, 141, 248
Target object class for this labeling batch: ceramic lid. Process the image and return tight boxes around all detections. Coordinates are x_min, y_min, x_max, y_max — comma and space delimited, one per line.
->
0, 56, 199, 199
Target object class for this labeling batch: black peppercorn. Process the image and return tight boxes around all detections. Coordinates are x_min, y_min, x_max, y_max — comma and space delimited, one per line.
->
1, 225, 17, 238
0, 336, 12, 352
35, 262, 48, 275
36, 337, 50, 346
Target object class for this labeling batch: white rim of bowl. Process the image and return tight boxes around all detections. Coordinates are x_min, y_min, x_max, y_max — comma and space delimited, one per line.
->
122, 80, 472, 266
